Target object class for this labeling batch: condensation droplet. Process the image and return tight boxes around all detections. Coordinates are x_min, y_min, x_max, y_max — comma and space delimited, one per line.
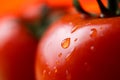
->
74, 38, 78, 42
56, 61, 60, 65
84, 62, 91, 72
53, 66, 57, 73
90, 46, 94, 50
58, 53, 62, 58
55, 69, 57, 73
61, 38, 70, 49
69, 22, 72, 25
90, 28, 97, 38
71, 25, 79, 33
53, 66, 56, 69
48, 71, 51, 75
66, 70, 68, 73
66, 70, 71, 80
43, 70, 46, 74
42, 70, 46, 77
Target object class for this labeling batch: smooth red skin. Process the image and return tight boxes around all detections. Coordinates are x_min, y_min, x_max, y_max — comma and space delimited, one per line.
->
36, 14, 120, 80
0, 17, 37, 80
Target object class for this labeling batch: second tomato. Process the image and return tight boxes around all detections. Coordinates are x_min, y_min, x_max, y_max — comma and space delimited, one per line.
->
0, 16, 37, 80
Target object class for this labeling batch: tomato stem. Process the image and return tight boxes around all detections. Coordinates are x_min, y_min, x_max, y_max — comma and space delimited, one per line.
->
73, 0, 120, 18
73, 0, 96, 17
108, 0, 118, 14
97, 0, 110, 17
97, 0, 119, 17
73, 0, 89, 15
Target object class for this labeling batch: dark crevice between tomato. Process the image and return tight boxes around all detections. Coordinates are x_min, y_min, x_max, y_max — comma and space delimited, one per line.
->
73, 0, 120, 18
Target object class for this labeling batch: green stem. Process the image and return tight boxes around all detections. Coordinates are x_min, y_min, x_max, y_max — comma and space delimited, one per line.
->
73, 0, 92, 16
73, 0, 119, 18
97, 0, 119, 17
108, 0, 118, 15
97, 0, 109, 17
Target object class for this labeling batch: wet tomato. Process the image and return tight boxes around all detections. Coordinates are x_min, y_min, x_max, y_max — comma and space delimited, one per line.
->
35, 0, 120, 80
0, 16, 37, 80
35, 14, 120, 80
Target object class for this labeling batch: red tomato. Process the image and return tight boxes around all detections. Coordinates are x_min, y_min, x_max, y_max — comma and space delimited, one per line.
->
35, 13, 120, 80
35, 0, 120, 79
0, 16, 37, 80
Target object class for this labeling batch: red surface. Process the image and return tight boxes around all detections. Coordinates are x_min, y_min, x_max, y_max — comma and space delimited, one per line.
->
35, 14, 120, 80
0, 16, 38, 80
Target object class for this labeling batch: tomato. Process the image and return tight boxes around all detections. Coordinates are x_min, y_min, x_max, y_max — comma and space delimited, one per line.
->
35, 0, 120, 80
0, 16, 37, 80
35, 14, 120, 80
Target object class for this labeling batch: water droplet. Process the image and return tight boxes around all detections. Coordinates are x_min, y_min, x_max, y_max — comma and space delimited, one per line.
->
90, 28, 97, 38
74, 38, 78, 42
71, 25, 79, 33
69, 22, 72, 25
58, 53, 62, 58
54, 69, 57, 73
53, 66, 56, 69
61, 38, 70, 49
66, 70, 71, 80
90, 46, 94, 50
66, 70, 68, 74
42, 70, 46, 77
43, 70, 46, 74
56, 61, 60, 65
84, 62, 91, 72
48, 71, 51, 75
53, 66, 57, 73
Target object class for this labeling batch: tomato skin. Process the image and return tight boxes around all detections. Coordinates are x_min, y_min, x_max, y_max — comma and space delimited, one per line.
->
35, 14, 120, 80
0, 16, 37, 80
